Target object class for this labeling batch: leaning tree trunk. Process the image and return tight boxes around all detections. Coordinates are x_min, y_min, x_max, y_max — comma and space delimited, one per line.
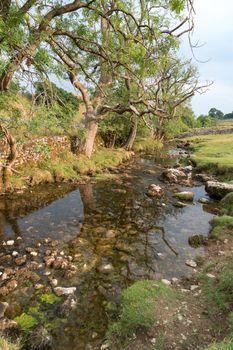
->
0, 125, 17, 193
79, 119, 98, 158
124, 118, 138, 151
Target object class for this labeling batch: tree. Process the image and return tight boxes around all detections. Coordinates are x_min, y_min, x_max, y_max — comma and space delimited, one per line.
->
208, 108, 224, 120
46, 0, 196, 156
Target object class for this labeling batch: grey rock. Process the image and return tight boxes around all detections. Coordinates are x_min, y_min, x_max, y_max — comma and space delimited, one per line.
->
206, 181, 233, 199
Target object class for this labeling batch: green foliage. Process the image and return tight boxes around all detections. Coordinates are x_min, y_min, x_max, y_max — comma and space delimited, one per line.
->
197, 115, 217, 128
133, 138, 163, 153
209, 108, 224, 120
40, 293, 61, 305
107, 280, 177, 340
14, 313, 38, 331
221, 193, 233, 216
33, 142, 51, 157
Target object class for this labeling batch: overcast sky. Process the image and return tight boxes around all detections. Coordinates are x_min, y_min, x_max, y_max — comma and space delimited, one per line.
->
187, 0, 233, 116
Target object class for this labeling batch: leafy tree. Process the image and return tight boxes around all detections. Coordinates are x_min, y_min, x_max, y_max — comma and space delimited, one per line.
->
224, 112, 233, 120
197, 114, 217, 127
208, 108, 224, 120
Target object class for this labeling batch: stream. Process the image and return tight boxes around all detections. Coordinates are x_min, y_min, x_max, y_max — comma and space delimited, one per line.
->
0, 153, 218, 349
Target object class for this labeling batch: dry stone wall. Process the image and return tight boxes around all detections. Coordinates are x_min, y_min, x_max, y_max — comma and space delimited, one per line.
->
0, 136, 70, 167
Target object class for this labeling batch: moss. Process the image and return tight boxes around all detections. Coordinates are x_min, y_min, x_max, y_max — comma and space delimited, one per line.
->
0, 337, 21, 350
14, 313, 38, 331
40, 292, 61, 305
107, 280, 177, 341
173, 191, 194, 201
221, 193, 233, 216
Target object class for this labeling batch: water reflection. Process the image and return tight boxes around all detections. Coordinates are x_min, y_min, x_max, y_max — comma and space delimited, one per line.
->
0, 157, 217, 349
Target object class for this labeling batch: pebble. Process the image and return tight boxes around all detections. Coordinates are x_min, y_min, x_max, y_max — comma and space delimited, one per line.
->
185, 259, 197, 268
177, 314, 183, 321
35, 284, 44, 290
206, 273, 215, 279
30, 251, 38, 257
171, 277, 179, 285
6, 240, 14, 246
54, 286, 76, 296
161, 279, 171, 286
190, 285, 199, 291
50, 279, 58, 287
12, 251, 19, 257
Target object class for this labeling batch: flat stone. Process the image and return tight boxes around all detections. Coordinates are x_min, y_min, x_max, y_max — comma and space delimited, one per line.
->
185, 260, 197, 268
54, 286, 76, 296
206, 181, 233, 199
6, 240, 14, 246
206, 273, 215, 278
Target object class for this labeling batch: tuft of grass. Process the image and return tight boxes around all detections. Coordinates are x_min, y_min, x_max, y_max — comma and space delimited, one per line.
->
107, 280, 177, 341
221, 193, 233, 216
0, 337, 21, 350
133, 138, 163, 153
210, 216, 233, 240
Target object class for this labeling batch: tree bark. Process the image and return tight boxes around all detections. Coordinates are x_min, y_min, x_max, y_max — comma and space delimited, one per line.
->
79, 119, 98, 158
0, 125, 17, 193
124, 118, 138, 151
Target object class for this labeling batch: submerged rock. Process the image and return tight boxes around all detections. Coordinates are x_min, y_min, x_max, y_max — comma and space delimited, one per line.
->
147, 184, 164, 198
188, 234, 207, 248
206, 181, 233, 199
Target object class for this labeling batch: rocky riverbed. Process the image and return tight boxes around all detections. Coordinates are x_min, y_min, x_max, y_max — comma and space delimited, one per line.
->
0, 152, 220, 349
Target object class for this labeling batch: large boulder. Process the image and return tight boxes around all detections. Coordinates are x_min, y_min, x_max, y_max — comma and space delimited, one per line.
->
205, 181, 233, 199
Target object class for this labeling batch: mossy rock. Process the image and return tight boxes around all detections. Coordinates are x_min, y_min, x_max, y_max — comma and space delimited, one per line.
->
210, 215, 233, 239
173, 191, 194, 201
188, 234, 207, 248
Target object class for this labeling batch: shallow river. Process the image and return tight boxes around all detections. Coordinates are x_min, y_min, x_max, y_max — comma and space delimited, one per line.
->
0, 154, 218, 349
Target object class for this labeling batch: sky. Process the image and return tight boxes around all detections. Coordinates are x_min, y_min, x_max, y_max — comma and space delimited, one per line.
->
187, 0, 233, 116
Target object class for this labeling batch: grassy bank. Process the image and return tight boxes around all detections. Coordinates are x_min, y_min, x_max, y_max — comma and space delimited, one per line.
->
10, 148, 134, 190
184, 134, 233, 177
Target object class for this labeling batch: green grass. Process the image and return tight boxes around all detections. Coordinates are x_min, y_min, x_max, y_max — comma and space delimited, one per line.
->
40, 293, 61, 305
221, 193, 233, 216
199, 255, 233, 314
0, 337, 21, 350
185, 134, 233, 176
210, 215, 233, 240
204, 338, 233, 350
107, 280, 177, 342
133, 138, 163, 153
14, 313, 39, 331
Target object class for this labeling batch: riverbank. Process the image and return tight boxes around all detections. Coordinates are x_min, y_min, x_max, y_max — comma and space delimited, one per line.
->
102, 134, 233, 350
183, 133, 233, 178
7, 138, 162, 194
